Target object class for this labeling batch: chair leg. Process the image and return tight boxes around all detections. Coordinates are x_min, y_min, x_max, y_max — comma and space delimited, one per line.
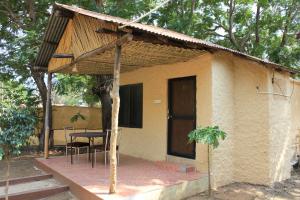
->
77, 148, 80, 160
87, 147, 89, 161
94, 150, 97, 166
65, 146, 68, 157
104, 150, 107, 167
75, 148, 77, 161
92, 150, 94, 168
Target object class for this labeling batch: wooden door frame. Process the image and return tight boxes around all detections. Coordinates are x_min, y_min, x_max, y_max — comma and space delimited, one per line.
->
167, 76, 196, 159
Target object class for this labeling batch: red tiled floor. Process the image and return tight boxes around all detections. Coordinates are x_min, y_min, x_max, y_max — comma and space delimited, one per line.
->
36, 154, 204, 200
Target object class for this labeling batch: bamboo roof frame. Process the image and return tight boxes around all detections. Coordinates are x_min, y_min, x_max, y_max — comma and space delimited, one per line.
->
46, 12, 207, 75
34, 3, 300, 75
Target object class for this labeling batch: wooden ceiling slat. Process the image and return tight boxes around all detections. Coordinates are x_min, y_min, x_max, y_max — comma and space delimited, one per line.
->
49, 14, 206, 75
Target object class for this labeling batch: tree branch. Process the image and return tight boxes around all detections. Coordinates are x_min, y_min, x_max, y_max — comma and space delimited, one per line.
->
281, 1, 299, 47
0, 1, 31, 29
26, 0, 36, 22
255, 2, 261, 44
227, 0, 240, 51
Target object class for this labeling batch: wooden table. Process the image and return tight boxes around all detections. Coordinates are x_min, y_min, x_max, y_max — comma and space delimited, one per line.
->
69, 132, 106, 164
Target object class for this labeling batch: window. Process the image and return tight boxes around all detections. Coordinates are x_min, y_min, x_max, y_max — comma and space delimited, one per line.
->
119, 83, 143, 128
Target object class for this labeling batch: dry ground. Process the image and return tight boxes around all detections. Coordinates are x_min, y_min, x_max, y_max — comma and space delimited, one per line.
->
187, 169, 300, 200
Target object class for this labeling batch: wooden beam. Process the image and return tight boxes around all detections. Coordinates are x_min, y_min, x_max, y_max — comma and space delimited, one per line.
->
54, 9, 74, 18
45, 41, 58, 46
52, 53, 74, 58
132, 31, 213, 53
50, 33, 133, 73
44, 73, 52, 159
96, 27, 132, 34
32, 66, 48, 72
77, 33, 132, 61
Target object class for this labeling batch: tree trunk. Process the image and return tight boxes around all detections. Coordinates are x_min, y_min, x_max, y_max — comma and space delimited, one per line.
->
44, 73, 52, 159
92, 75, 113, 132
31, 70, 52, 150
4, 148, 10, 200
255, 3, 261, 44
100, 92, 112, 132
109, 44, 121, 194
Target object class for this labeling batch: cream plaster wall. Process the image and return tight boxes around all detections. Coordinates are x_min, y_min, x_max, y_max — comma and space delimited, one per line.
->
52, 106, 102, 145
291, 81, 300, 159
211, 54, 235, 187
32, 106, 102, 146
210, 53, 271, 187
268, 71, 294, 184
232, 55, 271, 185
210, 52, 298, 187
119, 53, 212, 173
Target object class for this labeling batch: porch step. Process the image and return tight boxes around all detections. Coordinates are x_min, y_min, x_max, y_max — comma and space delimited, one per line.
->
0, 185, 69, 200
155, 161, 196, 173
0, 174, 69, 200
0, 174, 53, 187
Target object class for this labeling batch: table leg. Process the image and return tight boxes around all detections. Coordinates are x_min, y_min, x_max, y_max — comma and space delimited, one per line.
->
71, 136, 73, 164
88, 138, 91, 162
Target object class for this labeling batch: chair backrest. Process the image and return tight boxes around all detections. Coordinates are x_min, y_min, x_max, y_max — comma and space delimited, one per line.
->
63, 126, 74, 144
105, 128, 122, 151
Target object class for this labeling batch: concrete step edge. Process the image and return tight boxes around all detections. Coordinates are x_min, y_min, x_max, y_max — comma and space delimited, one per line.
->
0, 185, 69, 200
0, 174, 53, 187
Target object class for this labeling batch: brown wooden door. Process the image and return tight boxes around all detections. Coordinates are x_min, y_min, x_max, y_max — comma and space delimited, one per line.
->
168, 76, 196, 159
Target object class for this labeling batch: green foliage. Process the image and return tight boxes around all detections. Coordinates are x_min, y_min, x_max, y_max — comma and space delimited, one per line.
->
0, 107, 37, 158
0, 81, 38, 160
152, 0, 300, 69
54, 74, 99, 106
0, 81, 39, 109
188, 126, 227, 149
70, 112, 86, 123
0, 148, 3, 160
0, 0, 299, 109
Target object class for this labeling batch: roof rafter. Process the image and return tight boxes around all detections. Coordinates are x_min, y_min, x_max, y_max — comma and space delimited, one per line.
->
50, 33, 133, 73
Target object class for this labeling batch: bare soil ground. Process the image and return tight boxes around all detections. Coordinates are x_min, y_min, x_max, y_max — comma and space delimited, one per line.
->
0, 156, 44, 180
187, 169, 300, 200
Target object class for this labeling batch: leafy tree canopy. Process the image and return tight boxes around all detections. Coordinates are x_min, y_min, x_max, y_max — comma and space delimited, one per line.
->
0, 0, 299, 107
0, 80, 39, 159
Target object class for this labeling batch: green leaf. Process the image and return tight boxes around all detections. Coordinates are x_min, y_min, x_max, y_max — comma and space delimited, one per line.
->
188, 126, 227, 149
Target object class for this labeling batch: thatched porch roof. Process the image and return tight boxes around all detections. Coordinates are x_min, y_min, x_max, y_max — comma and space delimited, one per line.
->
34, 3, 298, 75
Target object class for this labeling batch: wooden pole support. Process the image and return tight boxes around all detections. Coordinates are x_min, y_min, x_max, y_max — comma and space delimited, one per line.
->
44, 73, 52, 159
109, 44, 122, 194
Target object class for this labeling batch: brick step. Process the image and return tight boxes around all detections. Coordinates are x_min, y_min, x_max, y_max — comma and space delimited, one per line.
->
155, 161, 196, 173
0, 185, 69, 200
0, 174, 53, 187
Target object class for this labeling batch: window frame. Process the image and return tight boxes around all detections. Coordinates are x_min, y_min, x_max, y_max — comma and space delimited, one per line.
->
119, 83, 143, 128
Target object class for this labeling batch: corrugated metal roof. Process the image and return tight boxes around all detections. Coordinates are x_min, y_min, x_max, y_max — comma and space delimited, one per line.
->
34, 13, 69, 67
35, 3, 299, 74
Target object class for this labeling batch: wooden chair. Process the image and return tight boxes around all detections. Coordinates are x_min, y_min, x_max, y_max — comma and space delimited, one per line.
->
92, 128, 122, 167
64, 126, 89, 160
